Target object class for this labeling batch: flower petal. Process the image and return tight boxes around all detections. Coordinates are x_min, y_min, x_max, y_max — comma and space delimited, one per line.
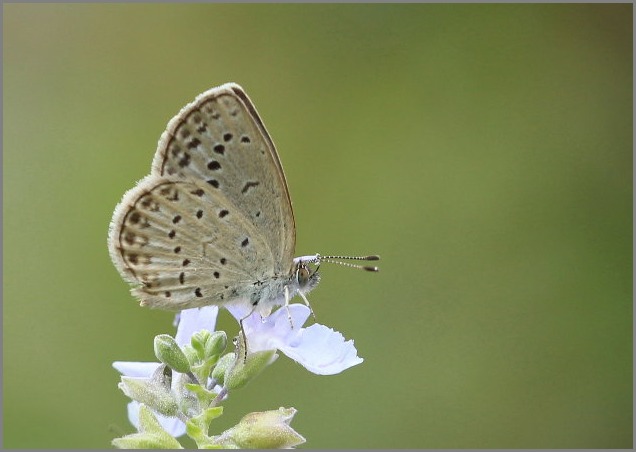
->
112, 361, 161, 378
287, 323, 363, 375
238, 304, 363, 375
174, 306, 219, 346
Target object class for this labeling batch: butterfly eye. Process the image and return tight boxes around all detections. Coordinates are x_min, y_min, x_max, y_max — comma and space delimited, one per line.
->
296, 264, 311, 288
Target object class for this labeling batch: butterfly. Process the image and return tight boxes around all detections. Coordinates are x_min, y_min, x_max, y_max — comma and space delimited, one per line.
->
108, 83, 379, 337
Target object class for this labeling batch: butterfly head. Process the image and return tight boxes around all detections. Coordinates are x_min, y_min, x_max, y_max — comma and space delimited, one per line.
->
292, 253, 380, 293
293, 257, 322, 293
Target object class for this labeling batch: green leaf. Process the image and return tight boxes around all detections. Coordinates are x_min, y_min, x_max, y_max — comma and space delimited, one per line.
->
112, 432, 183, 449
186, 406, 224, 447
191, 355, 219, 385
184, 383, 218, 407
111, 405, 184, 449
137, 403, 167, 433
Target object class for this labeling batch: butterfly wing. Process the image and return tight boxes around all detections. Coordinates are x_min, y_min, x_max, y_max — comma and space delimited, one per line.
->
151, 83, 296, 273
108, 84, 296, 310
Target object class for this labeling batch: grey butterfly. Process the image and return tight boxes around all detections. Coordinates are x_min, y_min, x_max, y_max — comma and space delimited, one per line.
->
108, 83, 379, 328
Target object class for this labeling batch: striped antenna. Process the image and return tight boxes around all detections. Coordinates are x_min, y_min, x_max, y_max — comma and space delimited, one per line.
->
318, 254, 380, 272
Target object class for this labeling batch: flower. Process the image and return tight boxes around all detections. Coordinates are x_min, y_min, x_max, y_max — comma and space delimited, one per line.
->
227, 304, 364, 375
113, 306, 220, 437
113, 303, 363, 436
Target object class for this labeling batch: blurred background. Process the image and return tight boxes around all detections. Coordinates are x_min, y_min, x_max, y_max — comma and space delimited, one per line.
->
3, 4, 632, 449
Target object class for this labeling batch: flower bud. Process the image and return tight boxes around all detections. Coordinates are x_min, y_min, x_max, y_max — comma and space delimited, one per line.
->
154, 334, 191, 374
118, 375, 178, 417
224, 349, 277, 390
190, 330, 211, 359
214, 407, 305, 449
181, 344, 198, 366
204, 331, 227, 358
210, 353, 234, 386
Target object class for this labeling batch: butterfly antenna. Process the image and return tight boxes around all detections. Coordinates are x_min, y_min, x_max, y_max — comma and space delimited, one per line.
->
319, 254, 380, 272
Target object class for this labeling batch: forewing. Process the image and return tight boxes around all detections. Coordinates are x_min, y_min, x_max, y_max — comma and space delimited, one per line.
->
150, 83, 295, 275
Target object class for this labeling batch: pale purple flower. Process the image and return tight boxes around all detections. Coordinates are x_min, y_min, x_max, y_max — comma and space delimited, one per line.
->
113, 303, 363, 436
113, 306, 220, 437
227, 304, 364, 375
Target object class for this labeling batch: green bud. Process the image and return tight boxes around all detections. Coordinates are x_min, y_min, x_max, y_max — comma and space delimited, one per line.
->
112, 404, 183, 449
191, 330, 227, 364
224, 350, 277, 391
204, 331, 227, 358
213, 407, 305, 449
191, 330, 211, 359
182, 344, 198, 366
154, 334, 191, 374
118, 374, 178, 417
211, 353, 234, 387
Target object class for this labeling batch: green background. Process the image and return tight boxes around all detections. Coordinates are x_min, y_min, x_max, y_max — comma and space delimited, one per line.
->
3, 4, 632, 449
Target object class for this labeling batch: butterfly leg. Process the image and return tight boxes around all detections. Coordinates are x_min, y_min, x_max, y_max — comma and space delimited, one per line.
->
284, 285, 294, 329
237, 317, 248, 363
239, 306, 258, 363
298, 291, 317, 322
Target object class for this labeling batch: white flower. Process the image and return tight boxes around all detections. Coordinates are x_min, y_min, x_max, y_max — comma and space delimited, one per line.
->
113, 303, 363, 436
113, 306, 220, 437
228, 304, 363, 375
